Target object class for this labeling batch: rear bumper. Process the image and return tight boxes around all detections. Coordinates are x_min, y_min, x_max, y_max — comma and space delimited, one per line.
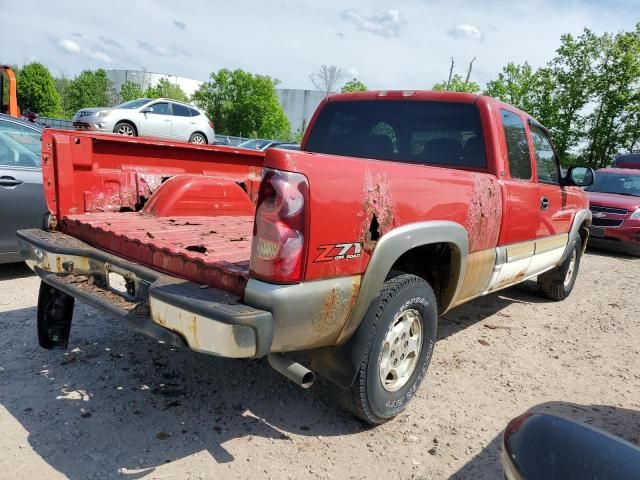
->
17, 229, 273, 358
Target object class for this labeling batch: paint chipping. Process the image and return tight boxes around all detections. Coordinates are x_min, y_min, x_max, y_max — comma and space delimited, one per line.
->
361, 171, 395, 250
466, 174, 502, 252
310, 278, 361, 345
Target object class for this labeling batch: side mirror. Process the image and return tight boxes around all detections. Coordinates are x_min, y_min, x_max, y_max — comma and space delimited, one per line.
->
565, 166, 595, 187
141, 106, 153, 114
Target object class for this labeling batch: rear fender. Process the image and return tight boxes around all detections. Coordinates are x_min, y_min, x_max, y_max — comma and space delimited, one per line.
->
310, 221, 468, 388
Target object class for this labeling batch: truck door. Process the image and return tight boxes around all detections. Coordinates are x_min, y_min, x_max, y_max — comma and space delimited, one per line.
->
489, 108, 537, 289
526, 123, 572, 276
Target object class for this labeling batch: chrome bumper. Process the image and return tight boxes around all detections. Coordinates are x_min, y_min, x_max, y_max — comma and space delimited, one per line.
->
17, 229, 273, 358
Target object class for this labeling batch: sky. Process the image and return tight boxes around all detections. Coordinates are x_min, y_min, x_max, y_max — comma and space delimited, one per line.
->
1, 0, 638, 91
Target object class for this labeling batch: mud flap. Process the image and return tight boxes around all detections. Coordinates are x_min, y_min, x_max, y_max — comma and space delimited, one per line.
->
37, 281, 75, 349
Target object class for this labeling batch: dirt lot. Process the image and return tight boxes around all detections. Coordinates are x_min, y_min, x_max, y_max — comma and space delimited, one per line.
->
0, 249, 639, 480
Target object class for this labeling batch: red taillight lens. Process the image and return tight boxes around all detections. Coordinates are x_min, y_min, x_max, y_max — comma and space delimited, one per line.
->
209, 120, 215, 129
250, 168, 309, 283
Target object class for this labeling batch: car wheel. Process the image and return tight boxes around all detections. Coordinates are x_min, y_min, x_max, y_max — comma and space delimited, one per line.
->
537, 236, 582, 301
113, 122, 137, 136
338, 274, 438, 424
189, 132, 207, 144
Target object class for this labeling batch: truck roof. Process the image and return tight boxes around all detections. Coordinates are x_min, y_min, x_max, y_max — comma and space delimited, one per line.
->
325, 90, 538, 125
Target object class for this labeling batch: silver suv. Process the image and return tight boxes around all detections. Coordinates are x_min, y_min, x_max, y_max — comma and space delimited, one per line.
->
73, 98, 215, 144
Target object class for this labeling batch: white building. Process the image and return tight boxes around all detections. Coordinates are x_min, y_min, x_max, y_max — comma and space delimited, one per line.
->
106, 69, 324, 133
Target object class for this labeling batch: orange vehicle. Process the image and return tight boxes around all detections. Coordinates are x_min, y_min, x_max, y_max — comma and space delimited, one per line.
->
0, 65, 19, 117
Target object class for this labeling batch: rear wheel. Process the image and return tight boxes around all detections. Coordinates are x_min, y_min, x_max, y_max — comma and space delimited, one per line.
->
113, 121, 137, 136
537, 236, 582, 301
338, 274, 438, 424
189, 132, 207, 144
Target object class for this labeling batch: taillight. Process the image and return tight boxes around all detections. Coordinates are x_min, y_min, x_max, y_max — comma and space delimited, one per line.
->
209, 120, 215, 129
250, 168, 309, 283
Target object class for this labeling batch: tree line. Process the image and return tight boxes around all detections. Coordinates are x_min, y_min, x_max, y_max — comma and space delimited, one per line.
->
11, 23, 639, 164
434, 24, 640, 168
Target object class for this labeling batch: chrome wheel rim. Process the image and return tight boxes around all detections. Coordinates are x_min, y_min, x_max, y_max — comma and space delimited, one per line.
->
116, 124, 134, 136
191, 134, 206, 144
378, 308, 422, 392
564, 249, 577, 287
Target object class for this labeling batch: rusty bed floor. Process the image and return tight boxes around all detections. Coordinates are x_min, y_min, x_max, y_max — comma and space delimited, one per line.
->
61, 213, 254, 296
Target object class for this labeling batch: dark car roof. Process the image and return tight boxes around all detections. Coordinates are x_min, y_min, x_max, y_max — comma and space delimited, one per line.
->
0, 113, 45, 131
597, 167, 640, 175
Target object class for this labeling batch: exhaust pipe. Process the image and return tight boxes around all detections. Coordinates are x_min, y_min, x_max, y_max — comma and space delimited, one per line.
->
268, 354, 315, 389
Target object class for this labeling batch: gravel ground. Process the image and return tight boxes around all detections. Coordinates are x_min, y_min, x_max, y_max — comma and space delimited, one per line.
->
0, 248, 639, 480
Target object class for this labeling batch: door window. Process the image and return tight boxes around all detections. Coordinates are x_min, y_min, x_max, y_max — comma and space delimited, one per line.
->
149, 102, 170, 115
501, 109, 531, 180
172, 103, 191, 117
530, 125, 560, 184
0, 120, 41, 167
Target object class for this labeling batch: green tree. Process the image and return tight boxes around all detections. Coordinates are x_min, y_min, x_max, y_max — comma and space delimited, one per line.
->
583, 26, 640, 167
119, 80, 145, 102
341, 78, 367, 93
432, 74, 480, 93
145, 78, 188, 102
16, 62, 62, 116
64, 69, 112, 117
192, 68, 290, 139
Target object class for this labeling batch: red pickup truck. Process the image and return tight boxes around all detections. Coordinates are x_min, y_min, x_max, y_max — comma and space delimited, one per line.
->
18, 91, 594, 424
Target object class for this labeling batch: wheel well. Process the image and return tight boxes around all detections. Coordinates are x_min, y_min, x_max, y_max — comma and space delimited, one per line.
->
191, 131, 208, 142
579, 221, 590, 254
388, 243, 461, 313
114, 120, 137, 135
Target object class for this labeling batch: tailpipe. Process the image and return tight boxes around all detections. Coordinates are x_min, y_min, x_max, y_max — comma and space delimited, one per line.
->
268, 354, 315, 389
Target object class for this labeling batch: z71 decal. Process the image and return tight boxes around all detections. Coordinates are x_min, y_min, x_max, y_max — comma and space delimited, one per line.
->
314, 242, 363, 262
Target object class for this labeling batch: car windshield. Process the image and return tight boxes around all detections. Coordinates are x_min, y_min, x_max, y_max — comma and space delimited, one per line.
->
115, 98, 151, 109
586, 171, 640, 196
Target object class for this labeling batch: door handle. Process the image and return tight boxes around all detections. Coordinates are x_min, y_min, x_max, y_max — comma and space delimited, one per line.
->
0, 176, 23, 187
540, 197, 550, 210
164, 119, 171, 122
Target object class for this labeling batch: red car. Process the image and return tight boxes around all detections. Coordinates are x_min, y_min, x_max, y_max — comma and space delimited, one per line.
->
586, 167, 640, 255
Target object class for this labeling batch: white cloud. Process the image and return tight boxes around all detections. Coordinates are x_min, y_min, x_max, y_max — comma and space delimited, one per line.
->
137, 41, 191, 58
347, 68, 359, 77
173, 19, 186, 29
57, 38, 114, 63
448, 23, 484, 40
341, 9, 405, 38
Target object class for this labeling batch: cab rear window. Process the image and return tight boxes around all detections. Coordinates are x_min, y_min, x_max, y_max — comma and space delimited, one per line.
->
305, 100, 487, 168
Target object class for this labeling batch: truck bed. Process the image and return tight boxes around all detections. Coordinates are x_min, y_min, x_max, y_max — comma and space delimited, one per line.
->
61, 213, 253, 296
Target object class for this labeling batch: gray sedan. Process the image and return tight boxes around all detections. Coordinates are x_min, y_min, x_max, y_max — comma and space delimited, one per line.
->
0, 114, 47, 263
73, 98, 215, 144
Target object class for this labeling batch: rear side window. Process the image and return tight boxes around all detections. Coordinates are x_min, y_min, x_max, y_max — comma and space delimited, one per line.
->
172, 103, 191, 117
305, 100, 487, 168
0, 120, 41, 168
501, 109, 531, 180
188, 107, 200, 117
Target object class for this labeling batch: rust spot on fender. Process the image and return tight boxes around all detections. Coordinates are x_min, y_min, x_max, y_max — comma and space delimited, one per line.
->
466, 174, 502, 252
310, 278, 361, 346
360, 171, 395, 250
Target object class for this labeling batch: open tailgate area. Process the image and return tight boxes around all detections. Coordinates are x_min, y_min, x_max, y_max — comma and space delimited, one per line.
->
41, 129, 266, 295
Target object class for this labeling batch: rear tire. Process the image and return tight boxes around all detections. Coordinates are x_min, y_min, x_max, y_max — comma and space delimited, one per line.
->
537, 236, 582, 301
189, 132, 207, 144
338, 274, 438, 424
113, 121, 137, 137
